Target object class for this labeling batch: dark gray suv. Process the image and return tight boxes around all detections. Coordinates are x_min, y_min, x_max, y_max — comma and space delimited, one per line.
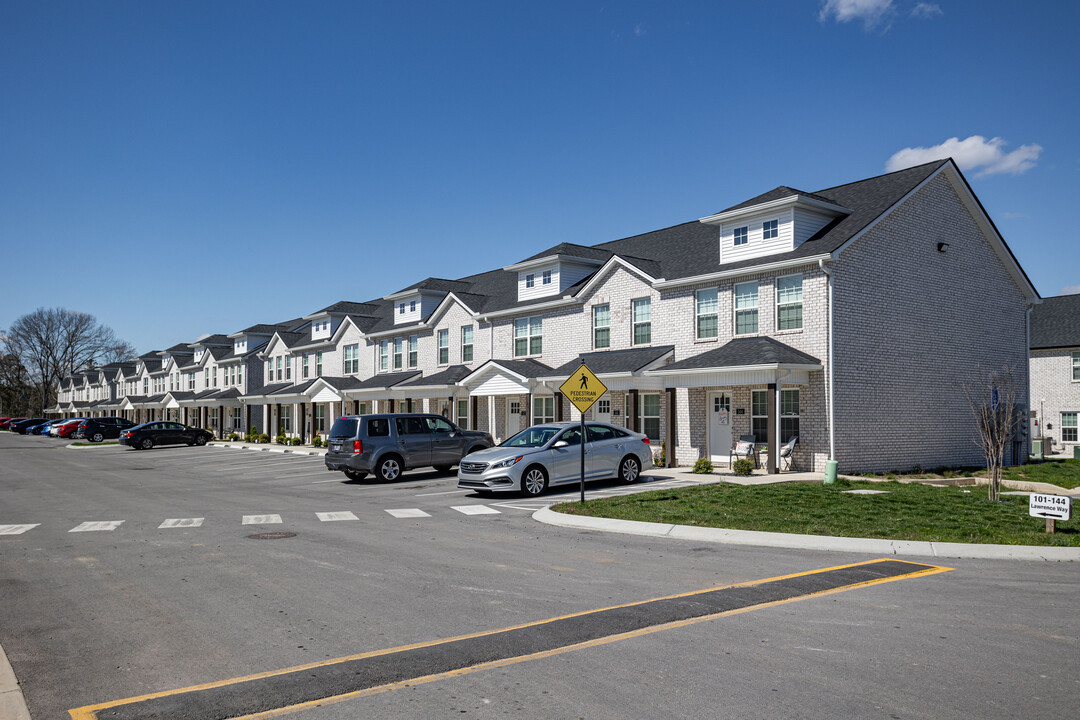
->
324, 413, 493, 482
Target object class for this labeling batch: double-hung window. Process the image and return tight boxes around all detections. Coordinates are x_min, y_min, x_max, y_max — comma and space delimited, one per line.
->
188, 372, 195, 390
1073, 351, 1080, 381
696, 289, 718, 339
393, 338, 403, 370
514, 316, 542, 357
379, 341, 389, 372
632, 298, 651, 345
302, 354, 310, 379
734, 282, 758, 335
344, 345, 359, 374
457, 399, 469, 427
237, 365, 242, 386
408, 335, 418, 368
284, 357, 291, 381
314, 351, 322, 376
733, 226, 748, 246
593, 304, 610, 349
461, 326, 473, 363
777, 275, 803, 330
276, 356, 282, 381
781, 389, 800, 442
533, 396, 555, 424
437, 329, 449, 365
751, 390, 768, 441
315, 405, 325, 433
640, 394, 661, 441
1062, 413, 1077, 442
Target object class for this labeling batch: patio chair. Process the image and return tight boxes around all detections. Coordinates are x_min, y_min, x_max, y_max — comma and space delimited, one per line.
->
779, 435, 798, 471
730, 434, 756, 469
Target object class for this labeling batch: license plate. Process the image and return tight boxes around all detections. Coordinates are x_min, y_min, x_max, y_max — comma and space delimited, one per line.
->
330, 443, 341, 451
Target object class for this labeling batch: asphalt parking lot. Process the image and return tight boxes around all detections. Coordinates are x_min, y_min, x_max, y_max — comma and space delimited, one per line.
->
2, 432, 1078, 719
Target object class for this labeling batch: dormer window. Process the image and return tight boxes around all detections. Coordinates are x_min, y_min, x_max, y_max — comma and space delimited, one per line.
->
410, 300, 416, 312
734, 226, 749, 246
399, 303, 406, 314
525, 274, 534, 288
762, 219, 778, 239
542, 270, 551, 285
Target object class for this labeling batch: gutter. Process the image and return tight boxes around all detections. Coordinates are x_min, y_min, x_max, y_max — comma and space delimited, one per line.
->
819, 258, 836, 462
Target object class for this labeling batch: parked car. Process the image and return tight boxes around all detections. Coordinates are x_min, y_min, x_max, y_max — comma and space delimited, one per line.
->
457, 421, 653, 497
1, 418, 26, 430
74, 417, 136, 442
324, 413, 493, 482
54, 418, 88, 439
119, 421, 213, 450
26, 420, 57, 435
9, 418, 48, 434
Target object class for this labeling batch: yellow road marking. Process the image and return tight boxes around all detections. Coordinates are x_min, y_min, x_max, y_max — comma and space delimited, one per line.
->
69, 558, 951, 719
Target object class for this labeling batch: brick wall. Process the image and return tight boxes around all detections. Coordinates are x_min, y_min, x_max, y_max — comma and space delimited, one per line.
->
1030, 348, 1080, 452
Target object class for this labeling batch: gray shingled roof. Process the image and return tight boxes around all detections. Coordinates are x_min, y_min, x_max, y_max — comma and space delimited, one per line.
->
399, 365, 474, 388
353, 371, 422, 390
545, 346, 676, 377
656, 337, 821, 372
716, 186, 842, 214
1031, 294, 1080, 349
474, 358, 554, 379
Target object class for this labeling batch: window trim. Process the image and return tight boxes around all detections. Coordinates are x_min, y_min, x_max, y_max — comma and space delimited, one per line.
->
437, 329, 449, 366
631, 297, 652, 346
1062, 412, 1078, 442
461, 325, 474, 363
695, 288, 719, 340
513, 316, 543, 358
762, 219, 778, 240
593, 304, 610, 349
1072, 351, 1080, 382
776, 273, 804, 331
734, 281, 759, 336
733, 226, 749, 246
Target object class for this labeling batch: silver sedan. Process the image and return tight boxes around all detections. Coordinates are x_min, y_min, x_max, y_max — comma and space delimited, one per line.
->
457, 422, 653, 497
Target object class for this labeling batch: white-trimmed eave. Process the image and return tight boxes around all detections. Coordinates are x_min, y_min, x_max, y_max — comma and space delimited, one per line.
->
699, 195, 851, 225
460, 361, 532, 388
653, 254, 831, 290
645, 362, 823, 377
502, 253, 606, 273
365, 292, 482, 339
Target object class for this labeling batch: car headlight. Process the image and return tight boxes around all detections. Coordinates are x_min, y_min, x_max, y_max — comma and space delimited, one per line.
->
490, 455, 524, 470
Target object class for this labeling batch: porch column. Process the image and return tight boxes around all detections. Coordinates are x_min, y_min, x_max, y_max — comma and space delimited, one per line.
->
766, 383, 778, 474
387, 398, 395, 413
404, 397, 412, 413
525, 393, 533, 427
262, 404, 269, 436
555, 392, 563, 422
447, 395, 454, 420
666, 387, 677, 468
218, 405, 224, 437
354, 400, 360, 414
292, 403, 299, 438
244, 404, 251, 435
629, 389, 640, 433
275, 404, 281, 436
470, 396, 478, 430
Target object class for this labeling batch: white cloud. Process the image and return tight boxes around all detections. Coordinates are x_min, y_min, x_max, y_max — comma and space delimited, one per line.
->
1062, 284, 1080, 295
819, 0, 895, 30
885, 136, 1043, 176
911, 3, 943, 19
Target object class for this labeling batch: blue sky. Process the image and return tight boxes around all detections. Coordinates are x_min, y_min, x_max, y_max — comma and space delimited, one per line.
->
2, 0, 1077, 355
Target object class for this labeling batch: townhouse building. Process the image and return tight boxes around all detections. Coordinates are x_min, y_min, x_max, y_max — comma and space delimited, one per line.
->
49, 159, 1038, 473
1029, 294, 1080, 454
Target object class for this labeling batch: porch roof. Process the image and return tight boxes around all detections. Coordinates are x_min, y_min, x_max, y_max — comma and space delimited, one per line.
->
541, 346, 675, 379
650, 337, 821, 373
398, 365, 473, 389
350, 371, 421, 391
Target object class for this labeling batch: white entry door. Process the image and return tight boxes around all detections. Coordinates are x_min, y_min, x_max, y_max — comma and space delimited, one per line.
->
708, 392, 732, 461
506, 398, 523, 437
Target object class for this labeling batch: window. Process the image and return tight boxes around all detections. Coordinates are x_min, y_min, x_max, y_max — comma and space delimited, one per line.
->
762, 219, 778, 240
533, 396, 554, 424
632, 298, 651, 345
344, 344, 359, 374
408, 335, 418, 368
230, 407, 242, 431
593, 304, 610, 349
640, 394, 661, 441
457, 399, 469, 427
188, 372, 195, 390
461, 326, 473, 363
734, 226, 748, 246
734, 281, 758, 335
393, 338, 403, 369
437, 329, 449, 365
237, 366, 242, 386
314, 351, 322, 376
525, 273, 534, 288
597, 398, 610, 415
696, 288, 718, 339
280, 405, 291, 433
284, 357, 291, 381
514, 316, 542, 357
1062, 413, 1077, 442
751, 390, 768, 441
314, 405, 325, 433
409, 300, 416, 312
276, 356, 282, 381
1073, 351, 1080, 381
399, 303, 406, 314
379, 340, 389, 372
367, 418, 390, 437
777, 275, 803, 331
303, 354, 310, 379
542, 269, 552, 285
781, 389, 800, 442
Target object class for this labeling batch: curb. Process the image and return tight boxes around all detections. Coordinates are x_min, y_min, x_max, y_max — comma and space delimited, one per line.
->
208, 442, 326, 457
0, 641, 31, 720
532, 507, 1080, 562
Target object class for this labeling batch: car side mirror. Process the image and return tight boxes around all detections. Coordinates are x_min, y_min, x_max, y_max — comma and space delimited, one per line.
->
552, 440, 568, 449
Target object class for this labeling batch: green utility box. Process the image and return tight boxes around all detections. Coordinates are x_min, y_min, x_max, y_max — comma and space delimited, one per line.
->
824, 460, 838, 484
1032, 439, 1045, 460
1074, 445, 1080, 460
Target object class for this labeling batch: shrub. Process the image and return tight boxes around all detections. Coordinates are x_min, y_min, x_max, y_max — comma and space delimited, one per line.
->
732, 458, 754, 476
693, 457, 714, 474
250, 425, 258, 436
258, 433, 270, 443
276, 434, 287, 445
312, 435, 323, 448
290, 437, 302, 446
228, 432, 239, 441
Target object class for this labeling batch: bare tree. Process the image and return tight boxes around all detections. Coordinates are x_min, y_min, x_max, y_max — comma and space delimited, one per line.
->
961, 366, 1021, 502
2, 308, 136, 415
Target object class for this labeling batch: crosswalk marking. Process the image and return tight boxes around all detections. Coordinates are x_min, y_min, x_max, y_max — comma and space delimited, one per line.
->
385, 508, 431, 518
69, 521, 124, 533
242, 514, 283, 525
0, 524, 39, 535
451, 505, 501, 515
159, 518, 205, 529
316, 511, 358, 522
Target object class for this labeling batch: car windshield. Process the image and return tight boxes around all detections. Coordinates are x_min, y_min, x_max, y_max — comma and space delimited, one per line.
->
500, 426, 560, 448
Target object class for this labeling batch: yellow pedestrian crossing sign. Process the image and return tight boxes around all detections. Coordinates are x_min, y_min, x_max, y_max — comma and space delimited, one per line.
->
560, 362, 608, 415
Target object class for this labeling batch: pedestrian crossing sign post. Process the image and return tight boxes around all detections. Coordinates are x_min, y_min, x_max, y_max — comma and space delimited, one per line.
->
559, 363, 608, 503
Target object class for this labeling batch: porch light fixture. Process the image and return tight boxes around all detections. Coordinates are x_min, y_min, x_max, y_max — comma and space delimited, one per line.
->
937, 242, 949, 253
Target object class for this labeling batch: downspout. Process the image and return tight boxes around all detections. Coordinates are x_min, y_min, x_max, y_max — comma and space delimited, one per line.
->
819, 259, 836, 462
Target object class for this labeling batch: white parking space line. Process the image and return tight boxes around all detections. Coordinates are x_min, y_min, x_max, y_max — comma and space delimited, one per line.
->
316, 511, 358, 522
310, 478, 346, 484
0, 524, 39, 535
158, 518, 205, 529
242, 514, 283, 525
69, 521, 124, 533
274, 472, 334, 479
451, 505, 501, 515
385, 508, 431, 518
415, 489, 470, 497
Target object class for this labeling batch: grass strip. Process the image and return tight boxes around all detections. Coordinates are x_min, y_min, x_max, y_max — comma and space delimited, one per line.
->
71, 441, 119, 447
555, 480, 1079, 547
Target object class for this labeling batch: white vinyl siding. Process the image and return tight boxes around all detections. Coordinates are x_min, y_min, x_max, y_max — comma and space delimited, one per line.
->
792, 207, 835, 247
721, 209, 794, 264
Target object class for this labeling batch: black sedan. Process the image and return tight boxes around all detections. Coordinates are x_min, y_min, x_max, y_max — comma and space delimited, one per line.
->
75, 417, 136, 443
119, 422, 214, 450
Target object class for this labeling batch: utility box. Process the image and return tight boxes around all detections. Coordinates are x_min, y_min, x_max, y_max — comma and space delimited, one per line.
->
1074, 445, 1080, 460
1032, 439, 1045, 460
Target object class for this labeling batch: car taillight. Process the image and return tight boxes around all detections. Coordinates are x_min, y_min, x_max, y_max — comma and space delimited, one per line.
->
641, 437, 650, 445
353, 440, 362, 454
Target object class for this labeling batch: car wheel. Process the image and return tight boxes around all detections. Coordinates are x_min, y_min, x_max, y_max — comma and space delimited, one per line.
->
433, 464, 453, 473
140, 438, 154, 450
195, 435, 207, 446
619, 456, 641, 484
344, 470, 368, 481
376, 455, 402, 482
520, 465, 548, 497
91, 433, 104, 443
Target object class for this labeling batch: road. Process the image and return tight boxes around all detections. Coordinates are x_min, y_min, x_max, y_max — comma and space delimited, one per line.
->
0, 432, 1077, 719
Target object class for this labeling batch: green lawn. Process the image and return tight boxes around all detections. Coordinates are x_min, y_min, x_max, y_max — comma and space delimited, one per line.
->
71, 440, 119, 447
554, 480, 1079, 547
1002, 458, 1080, 490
